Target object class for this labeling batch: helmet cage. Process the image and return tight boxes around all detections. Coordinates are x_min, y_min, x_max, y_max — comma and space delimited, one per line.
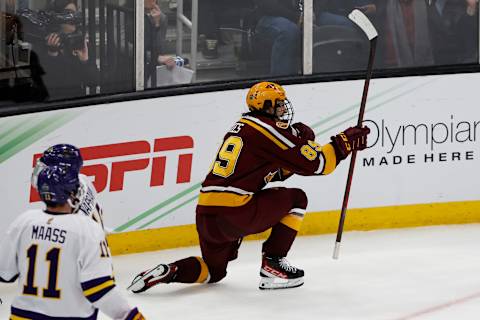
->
275, 98, 294, 125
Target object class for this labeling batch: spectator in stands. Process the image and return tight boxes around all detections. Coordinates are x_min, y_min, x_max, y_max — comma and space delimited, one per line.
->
123, 0, 177, 87
38, 0, 99, 100
252, 0, 303, 76
144, 0, 176, 81
377, 0, 435, 68
428, 0, 478, 65
454, 0, 479, 63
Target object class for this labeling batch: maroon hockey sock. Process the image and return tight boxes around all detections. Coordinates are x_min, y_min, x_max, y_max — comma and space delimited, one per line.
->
262, 223, 297, 257
172, 256, 203, 283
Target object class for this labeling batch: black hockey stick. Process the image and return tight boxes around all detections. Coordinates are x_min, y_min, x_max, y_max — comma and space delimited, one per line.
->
333, 9, 378, 260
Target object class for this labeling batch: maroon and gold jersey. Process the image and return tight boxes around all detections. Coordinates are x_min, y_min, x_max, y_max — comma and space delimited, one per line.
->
198, 114, 338, 208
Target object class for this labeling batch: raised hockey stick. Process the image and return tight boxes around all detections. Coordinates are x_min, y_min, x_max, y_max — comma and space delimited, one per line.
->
333, 9, 378, 260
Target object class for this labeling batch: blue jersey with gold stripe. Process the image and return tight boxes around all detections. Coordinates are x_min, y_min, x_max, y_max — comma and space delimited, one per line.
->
199, 114, 338, 207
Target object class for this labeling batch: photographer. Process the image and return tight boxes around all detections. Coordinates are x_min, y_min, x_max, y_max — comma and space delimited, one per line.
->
38, 0, 99, 101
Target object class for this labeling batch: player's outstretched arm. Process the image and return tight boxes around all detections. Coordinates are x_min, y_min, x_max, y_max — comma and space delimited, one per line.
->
240, 115, 366, 177
287, 125, 370, 176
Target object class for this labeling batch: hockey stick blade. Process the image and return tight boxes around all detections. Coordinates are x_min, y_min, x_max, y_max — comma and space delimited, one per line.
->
348, 9, 378, 41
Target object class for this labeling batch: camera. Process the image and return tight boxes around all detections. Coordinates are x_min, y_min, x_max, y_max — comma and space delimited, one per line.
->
58, 30, 85, 51
17, 8, 85, 51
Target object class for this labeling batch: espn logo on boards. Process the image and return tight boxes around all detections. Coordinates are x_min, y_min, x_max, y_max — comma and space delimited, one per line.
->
29, 136, 194, 202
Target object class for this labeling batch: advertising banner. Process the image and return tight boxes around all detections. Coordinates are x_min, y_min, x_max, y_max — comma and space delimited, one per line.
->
1, 73, 479, 234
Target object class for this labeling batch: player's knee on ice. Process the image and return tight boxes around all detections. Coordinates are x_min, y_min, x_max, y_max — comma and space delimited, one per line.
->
208, 268, 227, 283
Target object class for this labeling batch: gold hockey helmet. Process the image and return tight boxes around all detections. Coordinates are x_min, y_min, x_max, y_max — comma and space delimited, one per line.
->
246, 82, 286, 111
245, 82, 294, 125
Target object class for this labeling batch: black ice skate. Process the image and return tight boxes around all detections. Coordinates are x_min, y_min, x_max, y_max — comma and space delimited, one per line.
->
259, 255, 304, 290
127, 263, 177, 293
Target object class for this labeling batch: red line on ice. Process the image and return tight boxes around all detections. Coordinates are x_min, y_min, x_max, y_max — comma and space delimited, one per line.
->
393, 291, 480, 320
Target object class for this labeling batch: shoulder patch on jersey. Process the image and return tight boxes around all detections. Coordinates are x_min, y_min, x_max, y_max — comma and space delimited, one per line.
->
275, 121, 289, 129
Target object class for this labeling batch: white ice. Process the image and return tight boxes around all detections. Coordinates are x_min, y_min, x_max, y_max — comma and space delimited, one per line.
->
1, 224, 480, 320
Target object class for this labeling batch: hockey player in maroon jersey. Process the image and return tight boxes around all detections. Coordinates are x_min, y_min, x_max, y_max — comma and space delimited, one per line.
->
128, 81, 370, 291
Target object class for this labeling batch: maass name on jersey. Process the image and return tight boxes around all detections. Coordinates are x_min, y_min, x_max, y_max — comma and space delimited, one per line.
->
32, 225, 67, 244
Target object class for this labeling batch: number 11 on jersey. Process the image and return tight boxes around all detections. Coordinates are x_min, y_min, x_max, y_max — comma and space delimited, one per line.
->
23, 244, 62, 299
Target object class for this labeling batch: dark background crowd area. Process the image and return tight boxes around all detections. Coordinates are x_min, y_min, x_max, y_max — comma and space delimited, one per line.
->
0, 0, 478, 106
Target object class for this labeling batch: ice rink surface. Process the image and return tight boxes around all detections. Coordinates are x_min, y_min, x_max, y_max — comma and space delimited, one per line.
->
1, 224, 480, 320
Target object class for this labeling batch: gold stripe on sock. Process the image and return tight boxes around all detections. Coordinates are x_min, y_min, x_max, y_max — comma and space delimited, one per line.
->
194, 257, 210, 283
280, 214, 303, 231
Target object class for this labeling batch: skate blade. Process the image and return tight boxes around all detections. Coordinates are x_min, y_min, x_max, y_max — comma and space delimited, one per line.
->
127, 264, 166, 291
258, 276, 304, 290
127, 278, 146, 292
